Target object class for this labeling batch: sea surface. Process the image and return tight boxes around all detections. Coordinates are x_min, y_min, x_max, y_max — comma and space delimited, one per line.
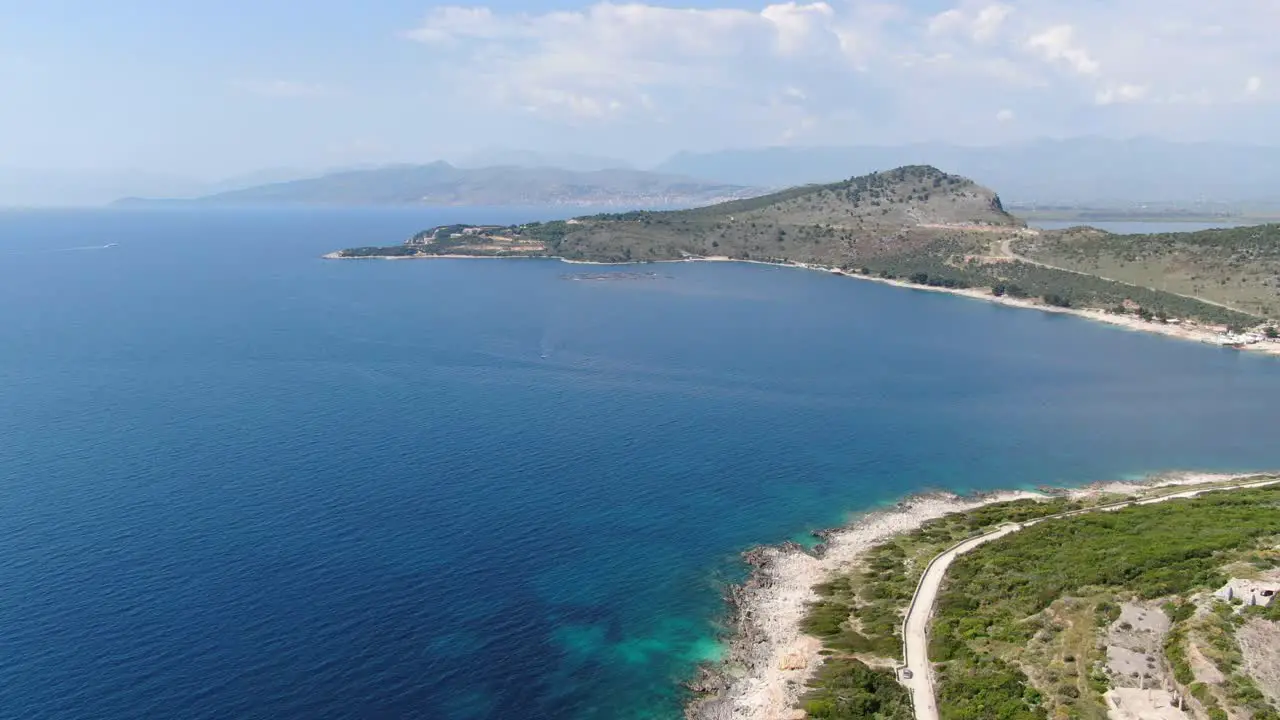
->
2, 209, 1279, 720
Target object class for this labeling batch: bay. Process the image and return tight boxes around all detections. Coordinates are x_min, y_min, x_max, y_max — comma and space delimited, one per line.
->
1, 208, 1278, 720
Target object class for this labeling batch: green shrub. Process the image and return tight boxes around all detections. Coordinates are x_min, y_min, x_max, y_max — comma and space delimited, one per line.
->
938, 659, 1047, 720
802, 600, 852, 637
802, 658, 913, 720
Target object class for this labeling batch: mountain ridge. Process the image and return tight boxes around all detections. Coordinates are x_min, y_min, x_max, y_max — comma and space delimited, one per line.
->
114, 163, 761, 208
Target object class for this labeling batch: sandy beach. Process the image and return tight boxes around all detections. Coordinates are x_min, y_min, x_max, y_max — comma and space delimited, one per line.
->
761, 259, 1280, 357
684, 471, 1265, 720
858, 275, 1280, 358
732, 259, 1280, 357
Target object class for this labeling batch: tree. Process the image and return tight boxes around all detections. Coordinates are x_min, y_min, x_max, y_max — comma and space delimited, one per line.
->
1265, 326, 1279, 339
992, 284, 1008, 297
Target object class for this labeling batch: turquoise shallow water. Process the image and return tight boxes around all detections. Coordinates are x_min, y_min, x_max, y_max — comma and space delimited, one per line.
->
1, 208, 1278, 720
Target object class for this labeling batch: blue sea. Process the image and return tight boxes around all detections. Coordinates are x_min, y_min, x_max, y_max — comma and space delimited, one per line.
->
2, 208, 1279, 720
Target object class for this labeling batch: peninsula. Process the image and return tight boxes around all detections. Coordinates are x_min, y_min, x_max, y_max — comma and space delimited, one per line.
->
328, 165, 1280, 353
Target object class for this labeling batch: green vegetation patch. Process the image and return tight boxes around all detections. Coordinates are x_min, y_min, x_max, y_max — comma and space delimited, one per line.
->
517, 220, 572, 246
937, 659, 1046, 720
1015, 224, 1280, 319
802, 659, 914, 720
932, 487, 1280, 720
338, 245, 421, 257
853, 244, 1256, 327
803, 499, 1081, 664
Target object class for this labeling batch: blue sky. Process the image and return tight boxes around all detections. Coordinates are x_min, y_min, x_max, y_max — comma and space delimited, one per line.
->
1, 0, 1276, 178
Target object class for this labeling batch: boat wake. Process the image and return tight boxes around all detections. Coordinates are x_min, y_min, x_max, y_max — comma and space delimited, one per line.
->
53, 243, 118, 252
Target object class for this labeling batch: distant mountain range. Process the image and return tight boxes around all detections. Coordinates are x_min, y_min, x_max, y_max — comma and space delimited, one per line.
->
10, 138, 1280, 208
653, 139, 1280, 205
114, 162, 760, 208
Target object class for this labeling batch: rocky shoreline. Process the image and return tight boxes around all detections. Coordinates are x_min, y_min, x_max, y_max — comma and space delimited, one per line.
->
683, 472, 1263, 720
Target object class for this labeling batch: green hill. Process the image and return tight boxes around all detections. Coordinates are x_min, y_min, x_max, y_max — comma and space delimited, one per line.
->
539, 165, 1020, 264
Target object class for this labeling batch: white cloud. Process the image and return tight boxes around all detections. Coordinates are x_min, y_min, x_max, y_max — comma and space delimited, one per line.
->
405, 7, 504, 43
1026, 25, 1099, 75
927, 9, 966, 36
406, 2, 856, 122
972, 5, 1013, 41
929, 4, 1012, 43
233, 79, 333, 99
760, 2, 836, 55
1095, 83, 1148, 105
402, 1, 1280, 146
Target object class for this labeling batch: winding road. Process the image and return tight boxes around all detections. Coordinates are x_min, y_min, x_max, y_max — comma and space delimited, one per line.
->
899, 477, 1280, 720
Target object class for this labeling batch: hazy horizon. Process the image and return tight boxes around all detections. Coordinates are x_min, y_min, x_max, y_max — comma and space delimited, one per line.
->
8, 135, 1280, 182
1, 0, 1277, 179
11, 136, 1280, 208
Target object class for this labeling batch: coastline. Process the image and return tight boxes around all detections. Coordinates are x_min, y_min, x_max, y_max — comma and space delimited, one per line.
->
321, 251, 539, 260
322, 251, 1280, 356
684, 470, 1267, 720
849, 270, 1280, 357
